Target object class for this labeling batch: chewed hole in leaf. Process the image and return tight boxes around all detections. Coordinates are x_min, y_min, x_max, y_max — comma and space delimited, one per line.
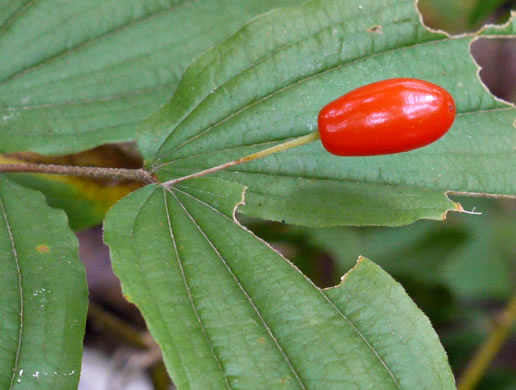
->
471, 38, 516, 104
418, 0, 514, 35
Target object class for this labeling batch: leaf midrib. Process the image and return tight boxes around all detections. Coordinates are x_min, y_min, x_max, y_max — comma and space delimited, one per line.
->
162, 187, 232, 389
168, 186, 307, 389
0, 194, 24, 390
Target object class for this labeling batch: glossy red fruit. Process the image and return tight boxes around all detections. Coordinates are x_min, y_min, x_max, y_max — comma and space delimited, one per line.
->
317, 78, 456, 156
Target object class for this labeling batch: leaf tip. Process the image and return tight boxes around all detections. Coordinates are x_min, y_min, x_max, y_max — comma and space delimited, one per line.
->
441, 200, 464, 220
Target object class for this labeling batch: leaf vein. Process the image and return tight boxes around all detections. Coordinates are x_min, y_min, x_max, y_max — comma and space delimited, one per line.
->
0, 194, 24, 389
154, 104, 515, 170
162, 187, 232, 389
171, 185, 401, 388
0, 0, 196, 85
128, 186, 207, 384
0, 0, 39, 38
168, 185, 307, 389
3, 82, 172, 111
152, 9, 442, 162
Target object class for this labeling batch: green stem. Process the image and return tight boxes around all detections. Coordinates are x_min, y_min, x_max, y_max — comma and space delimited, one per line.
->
457, 290, 516, 390
163, 131, 320, 187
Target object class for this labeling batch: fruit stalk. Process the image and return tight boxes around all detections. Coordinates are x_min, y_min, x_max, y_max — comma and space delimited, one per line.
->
162, 131, 320, 187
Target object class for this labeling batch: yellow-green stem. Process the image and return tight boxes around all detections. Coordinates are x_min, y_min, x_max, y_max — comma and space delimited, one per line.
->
163, 131, 320, 187
457, 290, 516, 390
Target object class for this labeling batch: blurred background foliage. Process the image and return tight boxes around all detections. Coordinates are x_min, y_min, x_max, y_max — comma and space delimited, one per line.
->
419, 0, 515, 34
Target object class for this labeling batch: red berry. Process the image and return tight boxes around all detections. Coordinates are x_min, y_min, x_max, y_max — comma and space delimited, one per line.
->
317, 78, 456, 156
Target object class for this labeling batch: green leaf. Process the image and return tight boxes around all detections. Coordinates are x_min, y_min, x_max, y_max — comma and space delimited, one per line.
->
324, 258, 455, 389
233, 174, 460, 227
0, 175, 87, 389
139, 0, 515, 227
0, 0, 300, 155
104, 177, 455, 389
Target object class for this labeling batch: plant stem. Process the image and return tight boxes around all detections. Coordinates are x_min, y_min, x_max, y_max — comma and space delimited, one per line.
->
163, 131, 320, 187
88, 302, 153, 349
0, 132, 320, 186
457, 290, 516, 390
0, 163, 155, 184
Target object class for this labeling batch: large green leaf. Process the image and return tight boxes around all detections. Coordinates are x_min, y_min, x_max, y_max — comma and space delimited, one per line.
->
139, 0, 515, 227
0, 175, 87, 389
104, 177, 455, 389
0, 0, 299, 155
